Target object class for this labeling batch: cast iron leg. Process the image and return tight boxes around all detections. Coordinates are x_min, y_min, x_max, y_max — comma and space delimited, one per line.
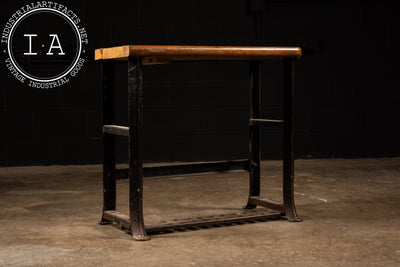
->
128, 57, 150, 241
246, 60, 261, 209
100, 61, 116, 224
283, 59, 301, 222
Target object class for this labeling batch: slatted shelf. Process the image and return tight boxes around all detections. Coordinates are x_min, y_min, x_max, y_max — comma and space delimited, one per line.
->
103, 209, 283, 234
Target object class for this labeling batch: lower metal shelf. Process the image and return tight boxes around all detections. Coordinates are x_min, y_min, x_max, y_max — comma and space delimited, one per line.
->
102, 209, 284, 234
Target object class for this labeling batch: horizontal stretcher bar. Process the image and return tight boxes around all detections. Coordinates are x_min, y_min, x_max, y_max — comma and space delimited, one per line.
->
94, 45, 302, 63
103, 125, 129, 136
104, 119, 284, 137
249, 119, 284, 127
102, 209, 283, 234
247, 196, 284, 212
115, 160, 249, 179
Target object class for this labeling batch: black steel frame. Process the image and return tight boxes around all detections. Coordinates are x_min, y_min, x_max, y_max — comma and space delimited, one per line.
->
99, 57, 301, 241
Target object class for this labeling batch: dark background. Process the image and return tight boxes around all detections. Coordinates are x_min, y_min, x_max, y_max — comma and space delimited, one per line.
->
0, 0, 398, 166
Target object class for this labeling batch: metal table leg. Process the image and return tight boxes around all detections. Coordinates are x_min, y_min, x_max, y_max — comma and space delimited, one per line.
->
246, 60, 261, 209
128, 57, 150, 240
283, 59, 301, 222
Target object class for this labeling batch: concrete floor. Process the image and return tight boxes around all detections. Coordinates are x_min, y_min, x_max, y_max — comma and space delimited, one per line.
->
0, 158, 399, 266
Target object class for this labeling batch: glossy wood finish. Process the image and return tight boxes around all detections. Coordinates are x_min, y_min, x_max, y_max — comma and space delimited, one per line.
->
95, 45, 302, 64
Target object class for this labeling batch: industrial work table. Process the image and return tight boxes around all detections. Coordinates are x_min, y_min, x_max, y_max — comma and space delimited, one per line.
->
95, 45, 302, 241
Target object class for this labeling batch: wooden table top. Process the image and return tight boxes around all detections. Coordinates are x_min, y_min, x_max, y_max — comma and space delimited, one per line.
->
94, 45, 301, 65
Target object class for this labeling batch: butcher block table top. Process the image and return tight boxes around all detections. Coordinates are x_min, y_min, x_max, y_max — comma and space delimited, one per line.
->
94, 45, 302, 64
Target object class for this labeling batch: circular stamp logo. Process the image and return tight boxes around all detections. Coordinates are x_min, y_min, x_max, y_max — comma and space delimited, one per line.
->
1, 2, 88, 89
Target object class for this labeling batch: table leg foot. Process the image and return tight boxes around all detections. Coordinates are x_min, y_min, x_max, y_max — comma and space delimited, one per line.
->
99, 215, 113, 225
244, 203, 257, 209
284, 206, 302, 222
132, 232, 151, 241
99, 220, 112, 225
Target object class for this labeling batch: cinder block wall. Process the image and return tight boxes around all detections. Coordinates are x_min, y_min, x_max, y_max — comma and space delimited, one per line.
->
0, 0, 398, 166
